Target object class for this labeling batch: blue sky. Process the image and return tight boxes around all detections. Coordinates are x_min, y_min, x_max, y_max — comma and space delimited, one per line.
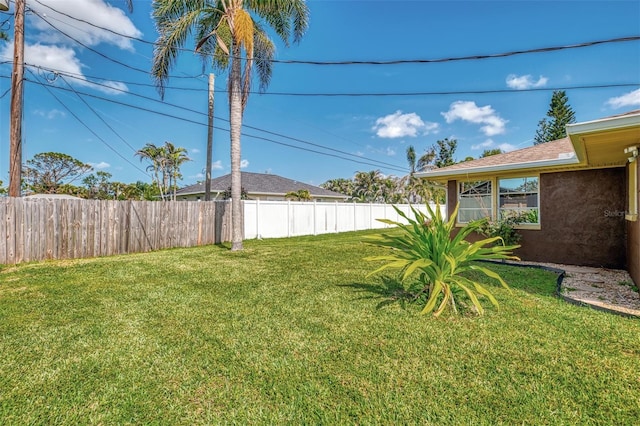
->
1, 0, 639, 188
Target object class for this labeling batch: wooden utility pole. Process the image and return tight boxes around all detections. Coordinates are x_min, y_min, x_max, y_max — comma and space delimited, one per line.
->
204, 73, 214, 201
9, 0, 24, 197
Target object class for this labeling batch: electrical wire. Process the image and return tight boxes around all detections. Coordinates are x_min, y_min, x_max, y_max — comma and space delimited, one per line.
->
16, 67, 409, 171
29, 8, 201, 79
22, 76, 411, 174
57, 73, 139, 153
12, 64, 639, 98
29, 0, 640, 66
26, 69, 151, 177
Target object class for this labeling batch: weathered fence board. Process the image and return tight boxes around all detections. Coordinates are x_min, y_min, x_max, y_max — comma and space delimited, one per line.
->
1, 198, 232, 265
1, 198, 441, 265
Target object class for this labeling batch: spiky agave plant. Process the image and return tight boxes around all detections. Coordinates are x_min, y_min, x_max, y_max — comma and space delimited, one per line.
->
365, 203, 520, 316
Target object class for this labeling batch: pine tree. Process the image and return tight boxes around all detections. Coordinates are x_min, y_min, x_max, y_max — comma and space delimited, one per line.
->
534, 90, 576, 145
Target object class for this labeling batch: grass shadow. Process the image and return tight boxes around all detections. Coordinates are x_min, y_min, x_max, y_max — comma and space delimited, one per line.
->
340, 276, 418, 310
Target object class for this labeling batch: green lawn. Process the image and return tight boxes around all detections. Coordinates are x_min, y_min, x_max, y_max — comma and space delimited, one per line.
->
1, 230, 639, 424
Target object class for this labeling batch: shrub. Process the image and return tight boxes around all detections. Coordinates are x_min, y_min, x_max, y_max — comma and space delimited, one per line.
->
478, 215, 523, 246
365, 203, 520, 316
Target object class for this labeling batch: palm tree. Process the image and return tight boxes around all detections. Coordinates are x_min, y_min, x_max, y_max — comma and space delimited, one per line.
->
354, 170, 385, 203
152, 0, 309, 251
164, 141, 191, 201
404, 145, 436, 203
135, 143, 166, 200
285, 189, 311, 201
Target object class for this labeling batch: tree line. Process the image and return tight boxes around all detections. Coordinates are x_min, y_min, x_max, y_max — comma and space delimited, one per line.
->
0, 141, 190, 201
1, 90, 575, 202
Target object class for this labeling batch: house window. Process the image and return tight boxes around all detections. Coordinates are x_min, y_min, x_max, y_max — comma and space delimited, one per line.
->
628, 159, 638, 221
498, 177, 539, 224
458, 180, 493, 223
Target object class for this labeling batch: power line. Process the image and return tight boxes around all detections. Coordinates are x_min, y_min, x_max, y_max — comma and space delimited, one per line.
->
242, 83, 640, 97
29, 8, 200, 79
17, 66, 408, 171
272, 36, 640, 65
26, 69, 151, 177
8, 65, 638, 98
22, 76, 410, 174
57, 73, 139, 153
27, 0, 640, 66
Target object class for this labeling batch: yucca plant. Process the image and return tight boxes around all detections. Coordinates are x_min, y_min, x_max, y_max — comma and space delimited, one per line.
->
365, 203, 520, 316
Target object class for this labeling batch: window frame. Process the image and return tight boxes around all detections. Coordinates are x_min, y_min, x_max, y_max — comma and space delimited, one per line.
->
455, 174, 541, 229
497, 176, 540, 226
456, 179, 494, 224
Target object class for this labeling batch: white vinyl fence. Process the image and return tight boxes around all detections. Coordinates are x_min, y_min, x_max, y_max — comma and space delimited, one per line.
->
242, 200, 445, 239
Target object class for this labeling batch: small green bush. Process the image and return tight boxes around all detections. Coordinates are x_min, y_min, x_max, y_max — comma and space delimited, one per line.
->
365, 203, 520, 316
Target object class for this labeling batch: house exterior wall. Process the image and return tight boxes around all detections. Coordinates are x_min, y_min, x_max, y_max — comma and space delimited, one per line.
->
627, 162, 640, 286
447, 168, 626, 268
518, 168, 626, 268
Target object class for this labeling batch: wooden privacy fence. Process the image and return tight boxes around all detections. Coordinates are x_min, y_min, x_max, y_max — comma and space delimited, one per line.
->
1, 198, 441, 265
1, 198, 232, 264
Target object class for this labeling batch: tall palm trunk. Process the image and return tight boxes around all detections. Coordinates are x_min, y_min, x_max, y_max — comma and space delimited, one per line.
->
230, 43, 243, 251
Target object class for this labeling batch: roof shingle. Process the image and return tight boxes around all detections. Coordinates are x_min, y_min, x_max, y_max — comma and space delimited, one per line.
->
176, 171, 348, 198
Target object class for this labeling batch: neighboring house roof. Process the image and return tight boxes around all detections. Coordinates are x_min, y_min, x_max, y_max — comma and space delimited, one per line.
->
416, 110, 640, 181
175, 171, 349, 199
24, 193, 82, 199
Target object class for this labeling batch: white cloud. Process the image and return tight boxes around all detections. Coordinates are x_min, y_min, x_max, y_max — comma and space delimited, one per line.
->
191, 148, 201, 154
471, 139, 516, 153
606, 89, 640, 109
212, 160, 223, 170
442, 101, 508, 136
240, 159, 249, 168
471, 139, 495, 150
28, 0, 142, 51
0, 43, 128, 94
372, 110, 439, 138
385, 147, 396, 156
89, 161, 110, 169
498, 143, 517, 152
34, 108, 66, 119
506, 74, 548, 90
0, 1, 140, 95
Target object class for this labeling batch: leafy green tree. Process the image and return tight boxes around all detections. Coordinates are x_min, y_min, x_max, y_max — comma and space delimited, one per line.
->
434, 138, 457, 168
0, 180, 6, 196
83, 170, 114, 199
152, 0, 309, 251
405, 145, 440, 203
23, 152, 92, 194
321, 178, 354, 199
480, 149, 503, 157
285, 189, 311, 201
124, 181, 161, 201
534, 90, 576, 144
365, 203, 520, 317
354, 170, 386, 202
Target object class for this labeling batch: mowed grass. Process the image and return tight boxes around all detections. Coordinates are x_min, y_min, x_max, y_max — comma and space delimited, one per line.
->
1, 230, 639, 425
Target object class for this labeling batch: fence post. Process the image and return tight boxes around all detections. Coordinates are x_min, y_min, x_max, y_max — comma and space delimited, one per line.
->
313, 200, 317, 236
287, 200, 291, 237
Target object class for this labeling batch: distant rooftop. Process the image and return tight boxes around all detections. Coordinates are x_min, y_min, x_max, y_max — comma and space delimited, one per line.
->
176, 171, 348, 199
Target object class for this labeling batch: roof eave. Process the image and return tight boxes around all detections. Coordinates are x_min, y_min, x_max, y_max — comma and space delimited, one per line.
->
414, 155, 580, 181
567, 112, 640, 163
